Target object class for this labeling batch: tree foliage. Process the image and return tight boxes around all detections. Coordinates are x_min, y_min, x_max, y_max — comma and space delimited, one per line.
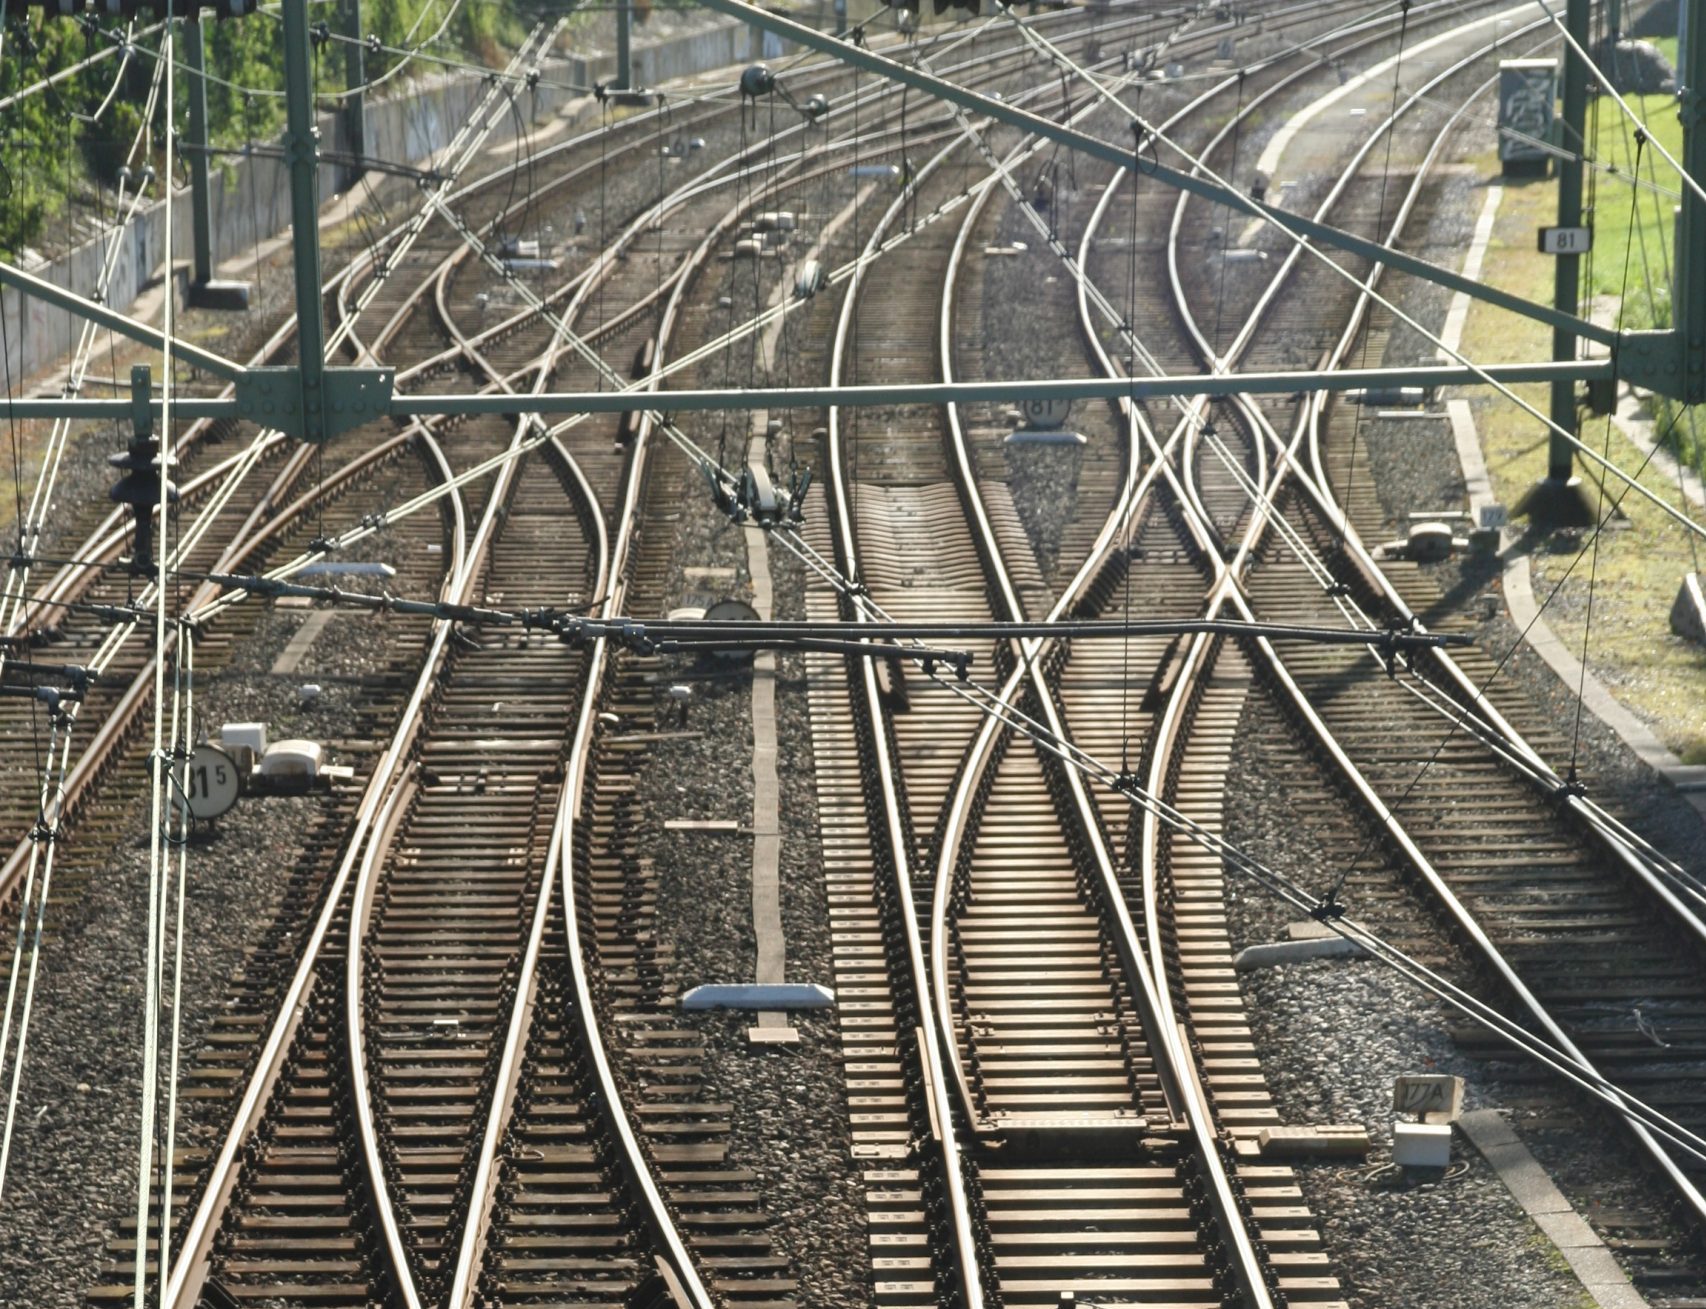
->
0, 0, 527, 258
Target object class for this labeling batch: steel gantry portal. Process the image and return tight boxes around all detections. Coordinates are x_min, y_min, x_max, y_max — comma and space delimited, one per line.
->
5, 0, 1706, 448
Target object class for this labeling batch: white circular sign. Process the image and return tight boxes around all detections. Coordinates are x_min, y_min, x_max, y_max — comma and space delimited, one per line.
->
173, 744, 242, 820
1018, 396, 1073, 431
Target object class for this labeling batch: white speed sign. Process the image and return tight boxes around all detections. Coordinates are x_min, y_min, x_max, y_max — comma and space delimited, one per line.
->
172, 744, 242, 820
1017, 396, 1073, 431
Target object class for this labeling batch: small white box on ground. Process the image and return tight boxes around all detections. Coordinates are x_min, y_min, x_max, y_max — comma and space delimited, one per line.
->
1393, 1121, 1452, 1168
260, 739, 323, 785
222, 722, 268, 756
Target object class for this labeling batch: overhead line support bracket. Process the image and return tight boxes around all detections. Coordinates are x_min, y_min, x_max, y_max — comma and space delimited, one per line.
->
691, 0, 1706, 400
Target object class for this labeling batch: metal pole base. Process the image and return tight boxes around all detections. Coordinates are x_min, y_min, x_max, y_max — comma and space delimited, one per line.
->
1500, 157, 1551, 180
1513, 474, 1598, 528
187, 280, 253, 312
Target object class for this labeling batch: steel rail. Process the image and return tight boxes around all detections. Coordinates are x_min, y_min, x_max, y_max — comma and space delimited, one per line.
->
176, 12, 1171, 641
529, 117, 799, 1309
822, 64, 992, 1309
336, 82, 636, 1291
436, 15, 1086, 1298
919, 7, 1459, 1294
1283, 72, 1706, 1232
0, 2, 1357, 1297
342, 364, 559, 1309
161, 428, 467, 1307
694, 0, 1616, 348
992, 16, 1564, 1305
340, 26, 936, 1291
0, 0, 809, 923
166, 59, 759, 1290
801, 19, 1191, 1301
922, 7, 1260, 1138
928, 0, 1509, 1155
4, 22, 1159, 1303
441, 97, 835, 1309
37, 23, 682, 1295
1141, 11, 1706, 1237
18, 11, 556, 646
0, 28, 563, 927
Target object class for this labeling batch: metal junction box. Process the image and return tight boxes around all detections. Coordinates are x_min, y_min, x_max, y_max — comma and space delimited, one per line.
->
1498, 58, 1558, 170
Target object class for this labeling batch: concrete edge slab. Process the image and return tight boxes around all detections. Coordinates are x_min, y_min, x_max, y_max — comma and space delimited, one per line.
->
1503, 555, 1706, 816
1459, 1109, 1648, 1309
1434, 183, 1706, 820
1233, 936, 1367, 970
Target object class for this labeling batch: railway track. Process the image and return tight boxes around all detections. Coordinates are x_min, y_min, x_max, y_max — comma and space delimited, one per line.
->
781, 0, 1693, 1304
6, 2, 1702, 1306
1073, 0, 1706, 1296
0, 9, 1202, 1307
782, 4, 1475, 1304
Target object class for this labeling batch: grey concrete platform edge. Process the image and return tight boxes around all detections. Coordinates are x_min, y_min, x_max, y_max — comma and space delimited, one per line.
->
743, 426, 795, 1045
1502, 555, 1706, 815
1459, 1109, 1649, 1309
1438, 188, 1706, 820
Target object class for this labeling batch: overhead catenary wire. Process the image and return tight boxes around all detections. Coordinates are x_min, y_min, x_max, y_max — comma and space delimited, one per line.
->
132, 6, 178, 1303
0, 41, 172, 1212
13, 2, 1692, 1283
984, 2, 1706, 543
0, 18, 162, 114
1529, 0, 1706, 208
1127, 44, 1706, 914
0, 1, 1152, 1221
774, 494, 1706, 1172
123, 7, 1706, 1201
934, 20, 1706, 942
0, 16, 559, 1229
900, 15, 1706, 1167
1570, 135, 1644, 778
179, 18, 1152, 632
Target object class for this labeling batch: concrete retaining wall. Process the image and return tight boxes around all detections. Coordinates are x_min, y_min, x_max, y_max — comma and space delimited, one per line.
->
2, 15, 794, 384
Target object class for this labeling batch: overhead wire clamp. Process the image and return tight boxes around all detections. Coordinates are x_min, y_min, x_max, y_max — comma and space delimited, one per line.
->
1308, 890, 1347, 923
1555, 768, 1588, 803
